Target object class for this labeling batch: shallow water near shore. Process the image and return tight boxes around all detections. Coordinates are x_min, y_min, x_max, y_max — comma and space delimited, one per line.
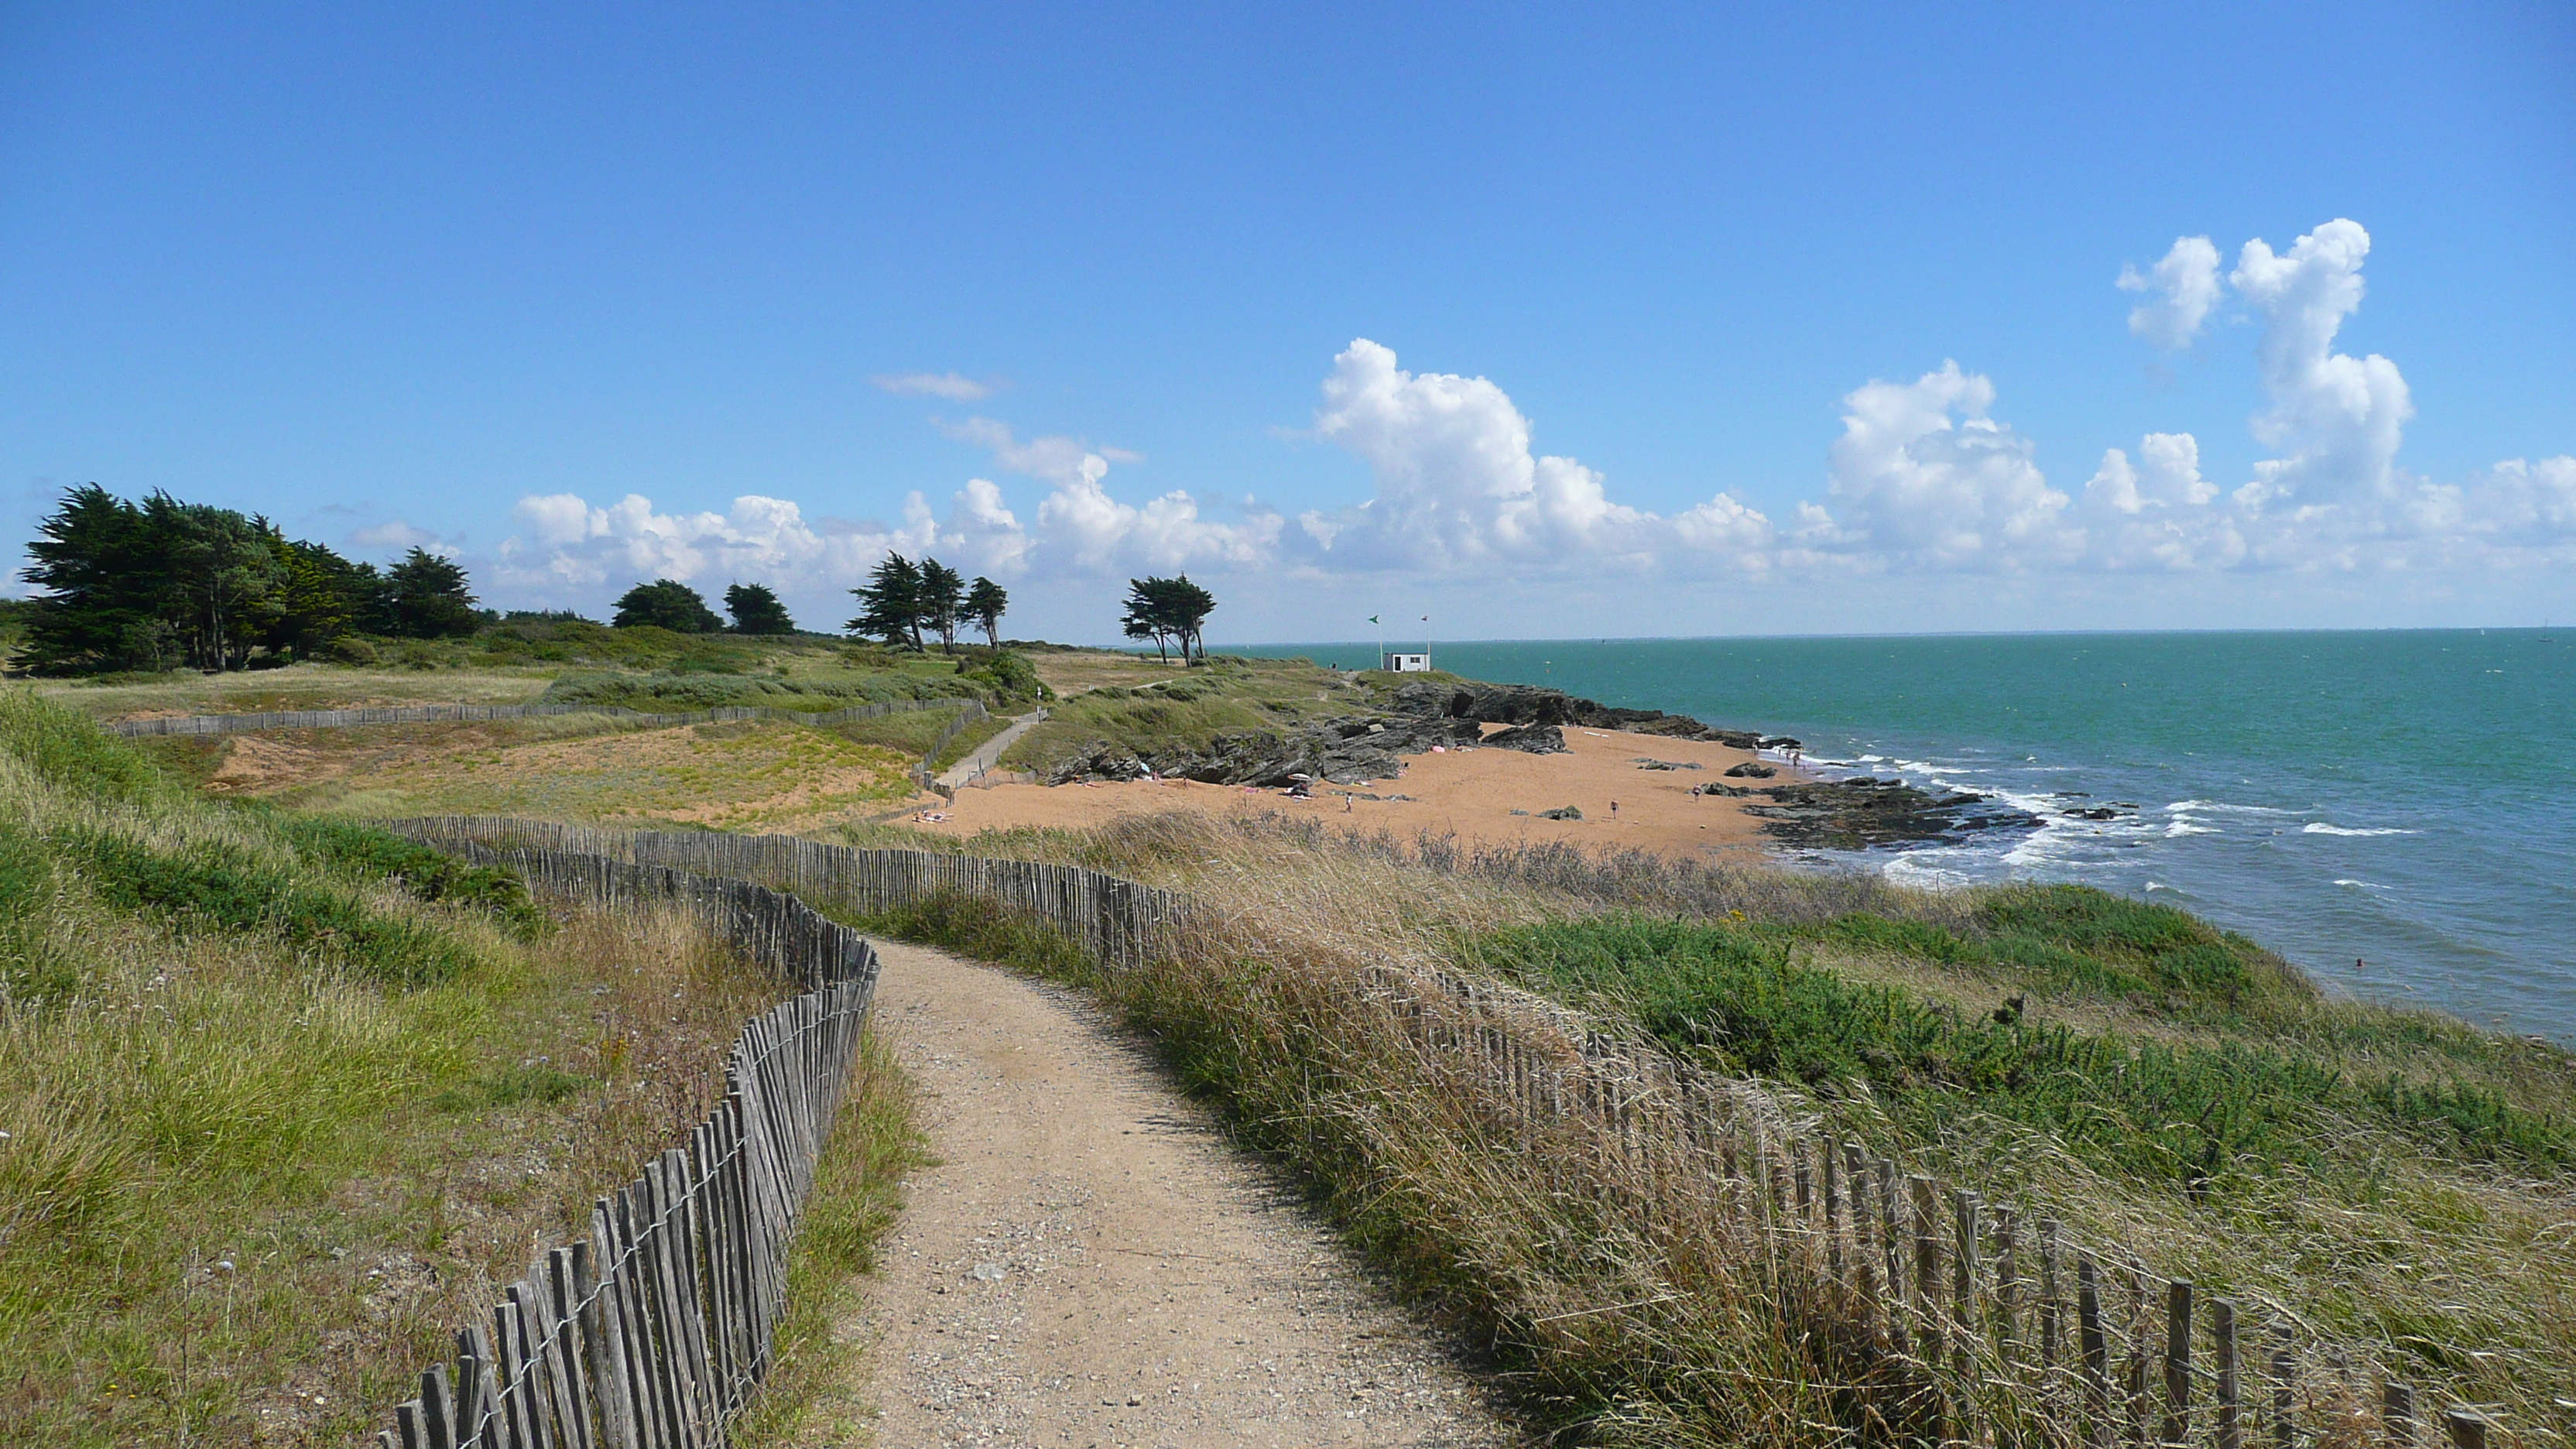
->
1240, 630, 2576, 1043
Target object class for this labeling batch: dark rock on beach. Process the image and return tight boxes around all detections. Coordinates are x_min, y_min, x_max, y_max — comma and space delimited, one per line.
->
1483, 724, 1567, 754
1723, 762, 1776, 778
1046, 742, 1153, 784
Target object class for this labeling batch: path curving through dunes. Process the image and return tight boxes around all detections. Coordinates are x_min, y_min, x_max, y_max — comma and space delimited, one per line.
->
848, 939, 1517, 1447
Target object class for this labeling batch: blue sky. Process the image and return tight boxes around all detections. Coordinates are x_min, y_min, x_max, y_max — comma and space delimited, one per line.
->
4, 2, 2571, 642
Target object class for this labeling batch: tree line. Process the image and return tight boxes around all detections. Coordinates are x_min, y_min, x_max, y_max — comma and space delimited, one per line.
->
840, 555, 1218, 663
15, 485, 479, 673
14, 484, 1222, 673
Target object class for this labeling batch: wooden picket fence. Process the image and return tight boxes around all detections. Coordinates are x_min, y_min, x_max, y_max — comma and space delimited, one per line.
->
371, 846, 881, 1449
389, 817, 1177, 972
1366, 970, 2514, 1449
107, 695, 982, 738
386, 819, 2523, 1449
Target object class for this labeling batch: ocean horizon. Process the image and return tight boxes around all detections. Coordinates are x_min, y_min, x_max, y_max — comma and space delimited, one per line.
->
1234, 628, 2576, 1045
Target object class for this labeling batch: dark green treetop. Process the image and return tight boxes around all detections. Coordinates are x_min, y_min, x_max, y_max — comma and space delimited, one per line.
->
612, 577, 724, 633
917, 557, 966, 653
965, 575, 1009, 649
723, 581, 796, 635
846, 553, 925, 649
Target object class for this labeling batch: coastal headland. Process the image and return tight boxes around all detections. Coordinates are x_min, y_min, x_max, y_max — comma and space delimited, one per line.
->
935, 662, 2029, 858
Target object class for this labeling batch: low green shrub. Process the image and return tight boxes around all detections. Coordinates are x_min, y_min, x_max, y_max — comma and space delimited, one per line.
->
430, 1063, 594, 1112
60, 827, 474, 986
272, 814, 542, 936
1464, 915, 2576, 1187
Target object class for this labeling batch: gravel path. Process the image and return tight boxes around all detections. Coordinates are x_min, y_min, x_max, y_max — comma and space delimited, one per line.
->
936, 708, 1048, 789
851, 939, 1518, 1447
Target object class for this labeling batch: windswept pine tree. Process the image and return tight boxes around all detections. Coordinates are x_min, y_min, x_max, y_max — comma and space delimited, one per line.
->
965, 576, 1009, 649
917, 557, 966, 653
1119, 574, 1217, 664
846, 553, 926, 649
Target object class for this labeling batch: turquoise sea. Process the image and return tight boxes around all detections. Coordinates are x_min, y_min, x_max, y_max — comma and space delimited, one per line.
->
1238, 631, 2576, 1043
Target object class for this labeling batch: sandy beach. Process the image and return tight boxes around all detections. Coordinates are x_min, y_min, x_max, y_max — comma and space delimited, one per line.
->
908, 721, 1787, 856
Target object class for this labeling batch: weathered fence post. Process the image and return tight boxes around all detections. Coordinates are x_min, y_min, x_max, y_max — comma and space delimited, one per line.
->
2213, 1297, 2240, 1449
2163, 1280, 2192, 1447
2080, 1256, 2111, 1449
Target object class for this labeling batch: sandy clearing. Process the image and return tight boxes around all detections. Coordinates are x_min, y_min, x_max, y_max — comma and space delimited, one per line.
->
851, 940, 1518, 1447
909, 722, 1790, 858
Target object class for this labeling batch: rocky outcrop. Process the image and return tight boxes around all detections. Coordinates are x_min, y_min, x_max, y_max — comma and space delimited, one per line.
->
1390, 680, 1767, 748
1049, 713, 1485, 787
1723, 762, 1776, 778
1045, 742, 1153, 784
1483, 724, 1567, 754
1734, 777, 2037, 851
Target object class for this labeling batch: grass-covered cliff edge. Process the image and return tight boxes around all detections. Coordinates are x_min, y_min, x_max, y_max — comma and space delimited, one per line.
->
834, 810, 2576, 1440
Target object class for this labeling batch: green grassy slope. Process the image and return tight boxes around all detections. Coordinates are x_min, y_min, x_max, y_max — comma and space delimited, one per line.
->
1458, 891, 2576, 1398
0, 689, 781, 1446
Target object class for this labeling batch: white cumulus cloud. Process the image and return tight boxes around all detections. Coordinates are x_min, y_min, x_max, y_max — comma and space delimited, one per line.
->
2084, 433, 2215, 516
1815, 361, 2078, 569
2082, 433, 2245, 570
942, 417, 1275, 574
495, 489, 1003, 599
1297, 338, 1769, 574
2229, 218, 2413, 510
2119, 236, 2224, 351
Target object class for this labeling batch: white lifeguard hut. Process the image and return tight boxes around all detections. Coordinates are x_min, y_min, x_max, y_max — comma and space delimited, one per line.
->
1382, 651, 1432, 672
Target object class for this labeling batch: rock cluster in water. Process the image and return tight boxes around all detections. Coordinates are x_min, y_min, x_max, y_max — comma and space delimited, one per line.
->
1720, 776, 2033, 851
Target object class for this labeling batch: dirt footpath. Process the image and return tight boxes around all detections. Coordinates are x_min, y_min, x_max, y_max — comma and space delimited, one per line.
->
854, 940, 1517, 1448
